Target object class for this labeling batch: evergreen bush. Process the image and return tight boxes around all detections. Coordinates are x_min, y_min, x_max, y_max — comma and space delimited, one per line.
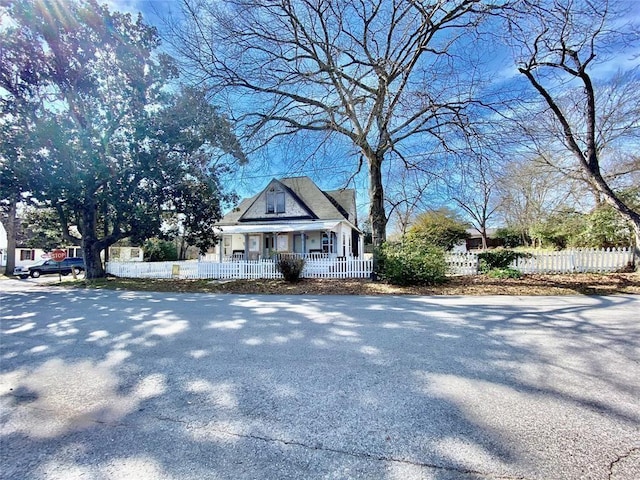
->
276, 256, 306, 282
487, 267, 522, 279
143, 239, 178, 262
477, 249, 530, 273
376, 241, 447, 286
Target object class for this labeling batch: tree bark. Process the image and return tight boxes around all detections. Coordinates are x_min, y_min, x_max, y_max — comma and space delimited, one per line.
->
81, 200, 105, 279
592, 173, 640, 268
632, 224, 640, 269
3, 197, 17, 276
368, 152, 387, 247
103, 202, 109, 264
480, 224, 488, 250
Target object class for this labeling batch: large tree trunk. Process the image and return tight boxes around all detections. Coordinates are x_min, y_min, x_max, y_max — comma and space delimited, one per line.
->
480, 224, 488, 250
631, 222, 640, 269
81, 201, 105, 279
368, 153, 387, 248
603, 192, 640, 270
3, 197, 17, 276
102, 202, 110, 264
83, 240, 105, 279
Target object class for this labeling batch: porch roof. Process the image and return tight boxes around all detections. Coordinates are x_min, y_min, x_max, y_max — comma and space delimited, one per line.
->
217, 220, 340, 235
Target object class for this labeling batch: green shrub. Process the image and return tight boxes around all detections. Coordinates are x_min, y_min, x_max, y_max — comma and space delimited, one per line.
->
405, 208, 470, 250
477, 249, 530, 273
495, 227, 528, 248
487, 267, 522, 279
376, 241, 447, 286
276, 256, 306, 282
143, 239, 178, 262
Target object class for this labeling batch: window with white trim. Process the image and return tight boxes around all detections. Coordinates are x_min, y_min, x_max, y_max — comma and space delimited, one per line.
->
223, 235, 232, 256
321, 232, 336, 254
20, 249, 35, 261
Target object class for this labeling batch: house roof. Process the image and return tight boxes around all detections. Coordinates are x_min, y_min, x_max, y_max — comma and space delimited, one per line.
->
217, 176, 358, 229
466, 228, 500, 238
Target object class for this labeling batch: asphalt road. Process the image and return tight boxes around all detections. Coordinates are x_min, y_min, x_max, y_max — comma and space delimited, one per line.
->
1, 280, 639, 479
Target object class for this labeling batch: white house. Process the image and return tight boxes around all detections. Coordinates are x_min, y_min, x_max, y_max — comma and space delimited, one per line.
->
0, 229, 143, 269
210, 177, 363, 261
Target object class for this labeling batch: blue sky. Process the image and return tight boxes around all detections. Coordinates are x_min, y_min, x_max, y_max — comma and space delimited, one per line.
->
104, 0, 640, 231
106, 0, 375, 213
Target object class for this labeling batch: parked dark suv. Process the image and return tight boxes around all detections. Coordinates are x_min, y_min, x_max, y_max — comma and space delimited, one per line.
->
14, 257, 86, 279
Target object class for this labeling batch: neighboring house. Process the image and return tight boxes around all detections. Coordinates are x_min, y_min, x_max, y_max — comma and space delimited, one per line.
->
1, 219, 143, 268
452, 228, 505, 252
9, 245, 84, 268
4, 243, 143, 268
108, 246, 144, 262
210, 177, 363, 261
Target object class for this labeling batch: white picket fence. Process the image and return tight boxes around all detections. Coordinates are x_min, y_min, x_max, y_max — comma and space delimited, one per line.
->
106, 247, 634, 280
106, 257, 374, 280
446, 247, 635, 275
513, 247, 634, 274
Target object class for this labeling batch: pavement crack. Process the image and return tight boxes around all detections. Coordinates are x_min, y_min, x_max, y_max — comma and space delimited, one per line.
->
202, 426, 528, 480
152, 413, 189, 425
608, 446, 640, 480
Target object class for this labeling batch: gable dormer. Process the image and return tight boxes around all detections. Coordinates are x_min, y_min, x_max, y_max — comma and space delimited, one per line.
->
239, 179, 317, 221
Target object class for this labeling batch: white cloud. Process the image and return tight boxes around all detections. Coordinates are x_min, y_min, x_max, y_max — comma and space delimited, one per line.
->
104, 0, 143, 15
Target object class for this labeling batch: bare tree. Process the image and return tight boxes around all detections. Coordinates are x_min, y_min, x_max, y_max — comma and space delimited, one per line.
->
169, 0, 502, 246
385, 166, 435, 238
504, 0, 640, 262
496, 157, 583, 245
449, 153, 501, 249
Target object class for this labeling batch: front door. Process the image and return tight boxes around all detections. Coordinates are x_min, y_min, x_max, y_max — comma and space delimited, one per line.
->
249, 235, 260, 260
293, 234, 303, 253
264, 235, 273, 258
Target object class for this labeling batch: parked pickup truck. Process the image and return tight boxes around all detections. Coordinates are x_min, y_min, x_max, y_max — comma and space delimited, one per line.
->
13, 257, 86, 279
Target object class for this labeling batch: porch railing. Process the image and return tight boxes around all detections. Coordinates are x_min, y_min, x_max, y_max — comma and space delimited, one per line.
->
221, 252, 334, 262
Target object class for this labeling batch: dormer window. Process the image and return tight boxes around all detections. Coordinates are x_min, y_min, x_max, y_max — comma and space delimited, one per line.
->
266, 186, 285, 213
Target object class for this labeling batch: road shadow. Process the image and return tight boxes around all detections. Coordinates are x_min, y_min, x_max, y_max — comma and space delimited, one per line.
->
1, 289, 639, 479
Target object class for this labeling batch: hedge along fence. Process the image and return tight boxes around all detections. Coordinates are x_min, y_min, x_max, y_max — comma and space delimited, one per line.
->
446, 247, 634, 275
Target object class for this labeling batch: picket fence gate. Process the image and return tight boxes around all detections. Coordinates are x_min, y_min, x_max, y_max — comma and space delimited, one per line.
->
106, 247, 634, 280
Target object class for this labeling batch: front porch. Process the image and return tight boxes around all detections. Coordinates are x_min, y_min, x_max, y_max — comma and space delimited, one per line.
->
208, 222, 362, 262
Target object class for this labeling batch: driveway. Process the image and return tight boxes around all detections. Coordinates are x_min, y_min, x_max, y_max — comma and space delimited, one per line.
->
1, 281, 639, 479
